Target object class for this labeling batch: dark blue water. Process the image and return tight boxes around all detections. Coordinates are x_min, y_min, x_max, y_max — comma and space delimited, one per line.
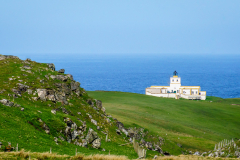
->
17, 54, 240, 98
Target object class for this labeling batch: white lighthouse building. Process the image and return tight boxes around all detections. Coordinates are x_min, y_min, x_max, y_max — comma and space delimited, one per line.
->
145, 71, 206, 100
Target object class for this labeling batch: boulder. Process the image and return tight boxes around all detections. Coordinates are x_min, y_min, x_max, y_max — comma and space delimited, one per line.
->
66, 74, 73, 80
87, 99, 93, 105
21, 108, 24, 111
58, 69, 65, 73
56, 75, 68, 81
95, 100, 102, 109
71, 81, 80, 91
92, 138, 101, 149
47, 63, 55, 71
37, 89, 47, 101
51, 109, 56, 114
0, 99, 14, 107
50, 75, 56, 80
86, 128, 98, 144
116, 129, 121, 135
23, 65, 31, 69
17, 83, 29, 92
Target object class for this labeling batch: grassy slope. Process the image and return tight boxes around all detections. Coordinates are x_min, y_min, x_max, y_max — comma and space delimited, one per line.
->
0, 57, 146, 159
87, 91, 240, 153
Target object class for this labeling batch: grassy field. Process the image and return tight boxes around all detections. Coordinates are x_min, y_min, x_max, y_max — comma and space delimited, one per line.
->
87, 91, 240, 153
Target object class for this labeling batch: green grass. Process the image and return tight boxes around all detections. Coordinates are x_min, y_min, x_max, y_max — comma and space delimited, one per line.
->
0, 57, 144, 159
87, 91, 240, 153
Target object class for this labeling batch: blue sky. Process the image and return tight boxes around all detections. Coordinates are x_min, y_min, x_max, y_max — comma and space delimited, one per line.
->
0, 0, 240, 55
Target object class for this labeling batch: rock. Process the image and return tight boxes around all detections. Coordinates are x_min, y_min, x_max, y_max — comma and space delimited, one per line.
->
71, 81, 80, 91
97, 126, 101, 130
37, 89, 47, 101
146, 142, 153, 150
0, 99, 14, 107
208, 153, 214, 157
81, 139, 88, 147
58, 69, 65, 73
92, 138, 101, 149
102, 148, 105, 151
62, 108, 70, 114
116, 129, 121, 135
201, 152, 207, 156
26, 58, 31, 61
54, 137, 58, 143
51, 109, 56, 114
91, 119, 97, 126
87, 99, 93, 105
193, 151, 200, 156
95, 100, 102, 109
26, 70, 32, 74
23, 65, 31, 69
17, 83, 29, 92
154, 145, 163, 153
43, 123, 50, 134
21, 108, 24, 111
87, 113, 92, 119
71, 130, 79, 140
117, 121, 124, 130
47, 63, 55, 71
27, 89, 32, 94
86, 128, 98, 144
214, 151, 219, 157
153, 155, 158, 159
106, 118, 110, 123
50, 75, 56, 80
122, 128, 129, 136
32, 97, 38, 101
56, 75, 68, 81
66, 74, 73, 80
77, 112, 81, 115
101, 107, 106, 113
47, 95, 56, 102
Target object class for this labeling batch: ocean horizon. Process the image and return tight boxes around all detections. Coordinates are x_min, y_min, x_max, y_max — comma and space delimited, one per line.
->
12, 53, 240, 99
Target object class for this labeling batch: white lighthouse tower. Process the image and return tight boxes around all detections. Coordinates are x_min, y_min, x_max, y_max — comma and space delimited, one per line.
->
169, 71, 181, 93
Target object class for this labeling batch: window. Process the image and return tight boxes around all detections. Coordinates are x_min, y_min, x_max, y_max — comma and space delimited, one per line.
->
177, 79, 178, 82
196, 91, 197, 94
172, 79, 174, 82
177, 90, 179, 93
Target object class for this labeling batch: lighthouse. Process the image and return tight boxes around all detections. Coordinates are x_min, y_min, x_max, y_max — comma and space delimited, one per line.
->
145, 71, 206, 100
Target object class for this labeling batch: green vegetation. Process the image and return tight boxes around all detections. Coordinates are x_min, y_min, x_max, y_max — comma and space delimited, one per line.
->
87, 91, 240, 152
0, 57, 142, 159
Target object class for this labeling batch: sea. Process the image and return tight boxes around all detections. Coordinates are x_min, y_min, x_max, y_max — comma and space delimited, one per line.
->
16, 53, 240, 99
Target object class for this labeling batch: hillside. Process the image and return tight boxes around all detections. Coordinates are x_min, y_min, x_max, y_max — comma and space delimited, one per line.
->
87, 91, 240, 154
0, 55, 162, 159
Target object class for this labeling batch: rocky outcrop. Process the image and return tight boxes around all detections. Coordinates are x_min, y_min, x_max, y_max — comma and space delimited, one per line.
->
58, 69, 65, 73
0, 55, 19, 60
37, 89, 47, 101
0, 99, 21, 107
47, 63, 55, 71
